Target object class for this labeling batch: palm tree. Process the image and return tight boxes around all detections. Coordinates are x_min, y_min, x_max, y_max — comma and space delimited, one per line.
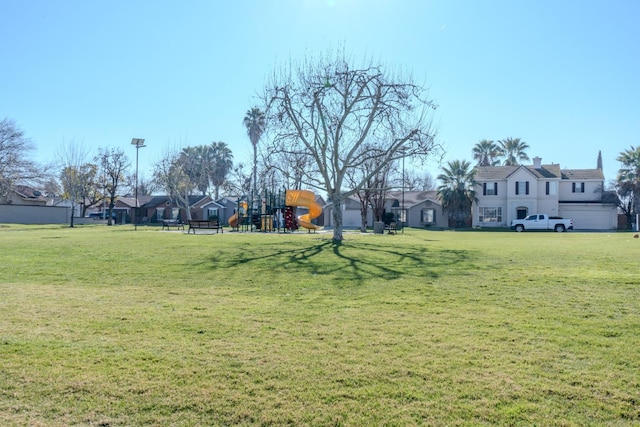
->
472, 139, 501, 166
209, 141, 233, 199
437, 160, 477, 228
616, 145, 640, 222
498, 137, 530, 166
243, 107, 265, 196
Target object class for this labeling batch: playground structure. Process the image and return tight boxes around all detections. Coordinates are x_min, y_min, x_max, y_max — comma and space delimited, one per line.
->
229, 189, 321, 233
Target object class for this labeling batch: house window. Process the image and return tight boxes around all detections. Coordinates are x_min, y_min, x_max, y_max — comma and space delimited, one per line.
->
483, 182, 498, 196
170, 208, 180, 219
156, 207, 165, 220
545, 181, 557, 195
207, 208, 219, 220
515, 181, 529, 195
572, 182, 585, 193
421, 208, 435, 224
478, 207, 502, 223
398, 209, 407, 223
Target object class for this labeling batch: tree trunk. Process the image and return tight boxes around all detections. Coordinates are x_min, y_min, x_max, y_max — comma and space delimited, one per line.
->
177, 190, 192, 221
358, 195, 369, 233
252, 143, 258, 197
107, 199, 115, 226
332, 196, 344, 241
69, 200, 75, 228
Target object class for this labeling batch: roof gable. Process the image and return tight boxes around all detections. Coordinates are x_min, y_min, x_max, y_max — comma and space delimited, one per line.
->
199, 200, 225, 209
506, 165, 539, 180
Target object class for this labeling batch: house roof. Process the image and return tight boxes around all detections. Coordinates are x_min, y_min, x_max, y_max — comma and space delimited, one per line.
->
142, 195, 211, 208
475, 165, 562, 180
118, 196, 154, 208
561, 169, 604, 180
475, 164, 602, 181
194, 197, 223, 209
386, 190, 442, 208
12, 185, 47, 201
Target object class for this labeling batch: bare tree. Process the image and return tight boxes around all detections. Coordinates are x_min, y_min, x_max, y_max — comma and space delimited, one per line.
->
135, 175, 157, 197
264, 49, 438, 240
42, 178, 62, 198
96, 147, 130, 225
262, 150, 312, 191
404, 170, 436, 191
153, 148, 196, 221
0, 118, 47, 202
56, 140, 91, 227
346, 144, 395, 232
77, 163, 105, 216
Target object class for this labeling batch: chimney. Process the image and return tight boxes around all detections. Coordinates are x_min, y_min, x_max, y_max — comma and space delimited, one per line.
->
532, 156, 542, 168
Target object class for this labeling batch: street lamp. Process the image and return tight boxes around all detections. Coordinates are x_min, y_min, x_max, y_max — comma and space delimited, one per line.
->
400, 147, 407, 234
131, 138, 146, 231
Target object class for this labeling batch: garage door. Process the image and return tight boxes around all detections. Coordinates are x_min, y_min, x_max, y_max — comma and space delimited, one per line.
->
559, 207, 614, 230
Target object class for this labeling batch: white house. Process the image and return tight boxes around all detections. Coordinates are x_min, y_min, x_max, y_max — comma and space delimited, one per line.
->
473, 156, 617, 230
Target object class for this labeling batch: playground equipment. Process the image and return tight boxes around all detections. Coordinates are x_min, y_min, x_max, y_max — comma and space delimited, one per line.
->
285, 189, 322, 231
228, 200, 248, 228
229, 189, 321, 232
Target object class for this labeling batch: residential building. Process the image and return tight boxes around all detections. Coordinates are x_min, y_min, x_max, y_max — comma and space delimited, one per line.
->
6, 185, 47, 206
322, 190, 449, 229
0, 185, 68, 224
140, 195, 219, 224
473, 156, 617, 230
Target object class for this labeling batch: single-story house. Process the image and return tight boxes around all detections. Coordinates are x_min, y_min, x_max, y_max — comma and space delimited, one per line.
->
322, 190, 449, 229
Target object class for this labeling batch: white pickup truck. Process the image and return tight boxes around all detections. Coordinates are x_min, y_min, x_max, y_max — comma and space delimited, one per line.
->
510, 214, 574, 232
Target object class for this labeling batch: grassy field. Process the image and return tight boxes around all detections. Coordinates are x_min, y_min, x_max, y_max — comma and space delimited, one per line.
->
0, 224, 638, 426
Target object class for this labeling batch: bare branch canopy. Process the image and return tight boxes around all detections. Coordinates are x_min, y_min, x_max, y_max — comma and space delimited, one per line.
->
263, 50, 439, 240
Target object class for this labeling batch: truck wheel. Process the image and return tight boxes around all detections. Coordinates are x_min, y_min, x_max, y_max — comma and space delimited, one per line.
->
555, 224, 565, 232
515, 225, 524, 232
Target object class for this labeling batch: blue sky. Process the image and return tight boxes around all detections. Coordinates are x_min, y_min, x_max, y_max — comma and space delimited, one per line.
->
2, 0, 638, 185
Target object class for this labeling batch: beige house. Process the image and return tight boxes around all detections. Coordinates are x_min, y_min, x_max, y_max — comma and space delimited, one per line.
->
473, 156, 617, 230
6, 185, 47, 206
322, 190, 449, 229
0, 186, 68, 224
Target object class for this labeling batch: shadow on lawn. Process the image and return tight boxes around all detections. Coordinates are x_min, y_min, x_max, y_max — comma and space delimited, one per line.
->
208, 239, 473, 284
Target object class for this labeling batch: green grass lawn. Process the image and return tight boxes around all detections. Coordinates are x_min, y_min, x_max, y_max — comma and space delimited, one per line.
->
0, 224, 638, 426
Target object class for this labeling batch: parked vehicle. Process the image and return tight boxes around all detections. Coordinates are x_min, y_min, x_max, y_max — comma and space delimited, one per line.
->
510, 214, 573, 232
88, 211, 116, 220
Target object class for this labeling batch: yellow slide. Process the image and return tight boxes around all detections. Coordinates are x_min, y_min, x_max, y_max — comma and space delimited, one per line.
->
285, 189, 322, 230
229, 201, 248, 228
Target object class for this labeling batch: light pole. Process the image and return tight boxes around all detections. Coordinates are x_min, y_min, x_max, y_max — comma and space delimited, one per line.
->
402, 154, 405, 233
131, 138, 146, 231
400, 148, 406, 234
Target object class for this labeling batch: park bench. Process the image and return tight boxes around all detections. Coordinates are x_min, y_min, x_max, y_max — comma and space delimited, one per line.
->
161, 219, 184, 231
188, 220, 224, 234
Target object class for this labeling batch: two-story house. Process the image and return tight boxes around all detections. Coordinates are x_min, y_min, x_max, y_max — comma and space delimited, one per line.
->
473, 156, 617, 230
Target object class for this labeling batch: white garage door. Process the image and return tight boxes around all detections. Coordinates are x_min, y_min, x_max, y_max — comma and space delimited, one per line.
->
559, 206, 615, 230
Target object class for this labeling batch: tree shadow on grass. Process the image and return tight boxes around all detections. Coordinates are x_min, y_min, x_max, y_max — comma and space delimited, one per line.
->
207, 239, 474, 285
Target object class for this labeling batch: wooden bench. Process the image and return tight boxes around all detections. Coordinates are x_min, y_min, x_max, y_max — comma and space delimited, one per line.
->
188, 220, 223, 234
162, 219, 184, 231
